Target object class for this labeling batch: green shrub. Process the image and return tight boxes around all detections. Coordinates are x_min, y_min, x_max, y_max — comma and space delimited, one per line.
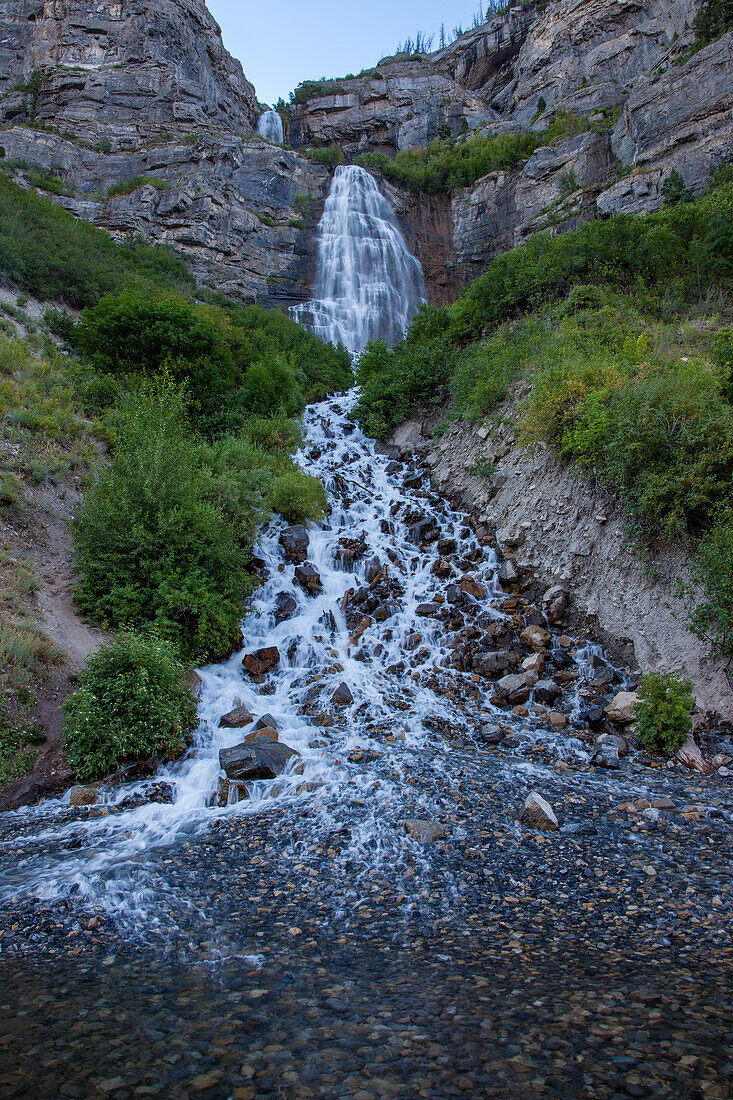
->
268, 469, 328, 523
106, 176, 167, 199
682, 511, 733, 659
694, 0, 733, 46
237, 351, 304, 418
302, 145, 345, 169
0, 171, 195, 308
73, 381, 257, 662
290, 80, 347, 106
634, 671, 694, 756
63, 632, 198, 781
355, 336, 453, 437
661, 168, 694, 206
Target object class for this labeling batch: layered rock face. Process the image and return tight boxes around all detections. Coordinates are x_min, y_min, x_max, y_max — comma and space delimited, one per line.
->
0, 0, 328, 306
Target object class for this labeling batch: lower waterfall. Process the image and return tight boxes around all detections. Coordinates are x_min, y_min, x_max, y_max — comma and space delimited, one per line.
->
291, 164, 426, 356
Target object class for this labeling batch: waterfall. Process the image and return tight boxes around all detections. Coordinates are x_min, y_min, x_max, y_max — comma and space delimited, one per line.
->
291, 165, 426, 356
257, 109, 284, 144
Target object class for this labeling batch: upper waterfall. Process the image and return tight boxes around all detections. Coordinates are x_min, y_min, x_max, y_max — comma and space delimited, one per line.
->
292, 165, 426, 356
257, 109, 284, 143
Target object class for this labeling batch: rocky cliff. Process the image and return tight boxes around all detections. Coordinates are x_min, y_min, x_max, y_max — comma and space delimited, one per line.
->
0, 0, 329, 307
0, 2, 731, 305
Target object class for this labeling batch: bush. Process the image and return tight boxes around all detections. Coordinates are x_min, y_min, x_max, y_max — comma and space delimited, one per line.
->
301, 145, 345, 169
267, 468, 328, 523
682, 511, 733, 659
63, 632, 198, 781
73, 381, 257, 662
634, 671, 694, 756
0, 171, 195, 308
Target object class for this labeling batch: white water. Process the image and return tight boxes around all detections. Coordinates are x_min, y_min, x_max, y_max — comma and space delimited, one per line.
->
291, 165, 426, 356
257, 109, 284, 144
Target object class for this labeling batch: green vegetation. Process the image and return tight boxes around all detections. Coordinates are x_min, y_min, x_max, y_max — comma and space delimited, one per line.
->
290, 80, 347, 106
73, 379, 326, 663
693, 0, 733, 47
63, 632, 198, 782
357, 131, 541, 194
355, 178, 733, 657
634, 671, 694, 756
0, 171, 195, 308
356, 111, 617, 196
106, 176, 168, 199
301, 145, 346, 169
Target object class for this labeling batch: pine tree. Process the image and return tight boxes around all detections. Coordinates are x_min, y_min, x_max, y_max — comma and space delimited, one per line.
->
439, 23, 446, 48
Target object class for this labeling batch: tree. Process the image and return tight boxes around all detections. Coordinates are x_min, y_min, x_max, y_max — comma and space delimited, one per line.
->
439, 23, 446, 48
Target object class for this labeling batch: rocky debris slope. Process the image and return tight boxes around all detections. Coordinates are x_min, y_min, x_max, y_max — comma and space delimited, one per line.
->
389, 410, 733, 723
0, 0, 328, 306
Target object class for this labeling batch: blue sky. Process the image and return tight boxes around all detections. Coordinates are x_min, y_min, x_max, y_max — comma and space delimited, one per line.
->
207, 1, 486, 106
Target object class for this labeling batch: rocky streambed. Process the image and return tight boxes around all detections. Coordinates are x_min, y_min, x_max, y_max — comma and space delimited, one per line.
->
0, 393, 731, 1099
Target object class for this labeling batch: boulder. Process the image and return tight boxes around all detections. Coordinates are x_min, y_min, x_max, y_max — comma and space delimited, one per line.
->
415, 602, 439, 617
534, 678, 562, 705
676, 736, 714, 774
215, 777, 248, 807
274, 592, 298, 622
365, 556, 382, 583
219, 738, 299, 781
279, 525, 309, 564
480, 725, 506, 744
498, 560, 519, 585
404, 819, 446, 843
520, 625, 552, 651
518, 791, 559, 831
294, 563, 322, 595
407, 519, 438, 545
597, 731, 629, 757
69, 785, 101, 807
522, 652, 546, 674
242, 646, 280, 679
472, 650, 512, 678
438, 537, 458, 556
542, 585, 568, 624
244, 726, 278, 742
604, 691, 638, 725
253, 713, 279, 732
332, 682, 354, 706
460, 576, 486, 601
218, 705, 254, 729
590, 740, 620, 769
495, 671, 539, 704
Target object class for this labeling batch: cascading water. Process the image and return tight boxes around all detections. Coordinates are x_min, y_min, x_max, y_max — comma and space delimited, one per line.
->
291, 165, 426, 355
257, 109, 284, 144
0, 159, 641, 961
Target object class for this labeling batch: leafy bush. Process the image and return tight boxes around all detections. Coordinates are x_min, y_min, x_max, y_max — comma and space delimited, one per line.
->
682, 512, 733, 659
267, 468, 328, 523
106, 176, 167, 199
358, 130, 541, 194
355, 335, 453, 437
0, 171, 195, 308
63, 632, 198, 781
634, 671, 694, 756
301, 145, 345, 169
73, 381, 257, 662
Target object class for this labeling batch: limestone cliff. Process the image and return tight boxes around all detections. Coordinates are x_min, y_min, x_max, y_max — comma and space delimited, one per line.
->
0, 0, 327, 307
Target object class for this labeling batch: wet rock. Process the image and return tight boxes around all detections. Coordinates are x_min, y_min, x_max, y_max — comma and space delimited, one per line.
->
332, 682, 354, 706
522, 652, 545, 674
534, 679, 562, 705
438, 537, 458, 556
597, 730, 629, 757
495, 671, 538, 704
294, 563, 322, 595
215, 777, 248, 807
244, 726, 278, 743
336, 534, 367, 563
219, 738, 299, 781
242, 646, 280, 679
676, 736, 714, 774
604, 691, 638, 724
480, 725, 506, 744
591, 740, 620, 769
253, 713, 279, 732
416, 602, 439, 617
472, 650, 512, 678
498, 559, 519, 585
68, 786, 101, 808
279, 526, 309, 564
364, 556, 382, 583
218, 705, 254, 729
519, 791, 559, 831
460, 576, 486, 601
404, 819, 446, 843
547, 711, 568, 729
374, 603, 399, 622
119, 781, 175, 809
580, 704, 604, 730
407, 519, 438, 545
520, 625, 552, 651
446, 584, 463, 605
542, 585, 568, 625
274, 592, 298, 623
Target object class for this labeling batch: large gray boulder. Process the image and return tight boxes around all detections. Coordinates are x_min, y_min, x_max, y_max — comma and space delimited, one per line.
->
219, 738, 299, 781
